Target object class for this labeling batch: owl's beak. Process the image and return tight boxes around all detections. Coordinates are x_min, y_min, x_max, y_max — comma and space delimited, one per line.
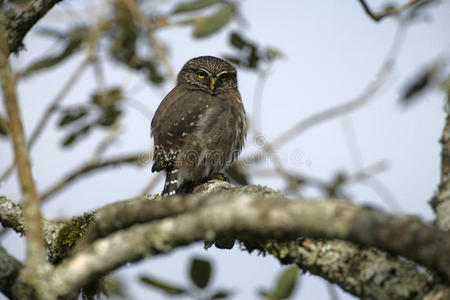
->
209, 77, 217, 92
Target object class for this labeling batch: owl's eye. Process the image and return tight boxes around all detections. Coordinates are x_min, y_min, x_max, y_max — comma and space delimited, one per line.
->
219, 73, 227, 81
197, 71, 206, 79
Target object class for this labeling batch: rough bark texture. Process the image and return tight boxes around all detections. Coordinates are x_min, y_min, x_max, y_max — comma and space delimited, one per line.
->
3, 0, 64, 54
432, 112, 450, 231
2, 182, 450, 299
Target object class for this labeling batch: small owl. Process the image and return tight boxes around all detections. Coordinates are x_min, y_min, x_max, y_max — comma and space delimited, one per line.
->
151, 56, 247, 196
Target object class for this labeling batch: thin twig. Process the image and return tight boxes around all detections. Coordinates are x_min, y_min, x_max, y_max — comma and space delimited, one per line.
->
138, 172, 163, 196
40, 152, 149, 201
0, 21, 48, 274
357, 0, 420, 22
240, 23, 406, 165
0, 21, 106, 182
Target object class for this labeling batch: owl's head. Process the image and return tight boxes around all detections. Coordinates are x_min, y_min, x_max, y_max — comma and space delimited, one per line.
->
177, 56, 238, 93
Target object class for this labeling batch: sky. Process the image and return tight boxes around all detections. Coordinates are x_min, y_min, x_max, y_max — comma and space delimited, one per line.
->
1, 0, 450, 299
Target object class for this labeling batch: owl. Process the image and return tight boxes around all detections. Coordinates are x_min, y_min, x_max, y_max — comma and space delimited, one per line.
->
151, 56, 247, 196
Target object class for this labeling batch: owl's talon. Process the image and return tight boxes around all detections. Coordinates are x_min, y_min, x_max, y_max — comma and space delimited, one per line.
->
210, 172, 230, 183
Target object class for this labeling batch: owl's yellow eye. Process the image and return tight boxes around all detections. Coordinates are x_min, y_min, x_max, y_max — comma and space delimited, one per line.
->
197, 72, 206, 79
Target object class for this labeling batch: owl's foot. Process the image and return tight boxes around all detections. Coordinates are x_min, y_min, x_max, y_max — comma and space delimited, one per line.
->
209, 172, 230, 183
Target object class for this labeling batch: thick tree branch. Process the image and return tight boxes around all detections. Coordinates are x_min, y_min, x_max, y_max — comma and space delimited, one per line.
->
258, 239, 431, 299
42, 182, 450, 298
357, 0, 421, 22
4, 0, 64, 54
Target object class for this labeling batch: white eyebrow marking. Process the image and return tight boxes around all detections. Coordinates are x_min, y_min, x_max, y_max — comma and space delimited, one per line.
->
198, 68, 212, 76
217, 71, 231, 77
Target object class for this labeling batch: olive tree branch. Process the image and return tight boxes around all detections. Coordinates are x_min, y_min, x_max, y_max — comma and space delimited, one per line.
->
40, 182, 450, 298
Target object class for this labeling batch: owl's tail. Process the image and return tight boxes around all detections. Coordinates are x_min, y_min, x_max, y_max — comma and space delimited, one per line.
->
162, 167, 179, 196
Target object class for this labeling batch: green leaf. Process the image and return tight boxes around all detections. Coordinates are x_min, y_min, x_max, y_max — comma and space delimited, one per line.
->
193, 5, 234, 38
58, 108, 89, 127
211, 289, 232, 299
0, 115, 9, 136
225, 163, 249, 185
96, 106, 122, 127
272, 266, 299, 299
189, 257, 212, 289
62, 124, 92, 147
139, 275, 188, 295
173, 0, 220, 14
91, 88, 123, 109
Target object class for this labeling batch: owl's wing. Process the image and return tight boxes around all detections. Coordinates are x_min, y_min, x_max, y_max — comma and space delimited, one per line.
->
151, 86, 212, 172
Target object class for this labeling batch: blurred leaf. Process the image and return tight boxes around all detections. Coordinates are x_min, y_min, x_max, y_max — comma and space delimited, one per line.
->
225, 32, 283, 70
0, 115, 9, 136
91, 88, 123, 109
58, 107, 89, 127
272, 266, 299, 299
37, 27, 66, 39
62, 124, 92, 147
139, 275, 188, 295
401, 64, 440, 105
23, 26, 89, 76
193, 5, 234, 38
226, 163, 249, 185
211, 289, 232, 299
260, 266, 299, 300
190, 257, 212, 289
96, 106, 122, 127
229, 31, 256, 50
102, 277, 127, 298
173, 0, 220, 14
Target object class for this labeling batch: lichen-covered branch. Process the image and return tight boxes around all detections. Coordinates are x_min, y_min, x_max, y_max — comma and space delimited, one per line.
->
41, 182, 450, 298
432, 106, 450, 231
257, 239, 431, 299
4, 0, 64, 54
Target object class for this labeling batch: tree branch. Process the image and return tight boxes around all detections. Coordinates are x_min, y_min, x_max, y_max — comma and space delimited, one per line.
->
40, 152, 149, 201
257, 239, 432, 299
4, 0, 65, 54
43, 182, 450, 298
432, 99, 450, 230
357, 0, 421, 22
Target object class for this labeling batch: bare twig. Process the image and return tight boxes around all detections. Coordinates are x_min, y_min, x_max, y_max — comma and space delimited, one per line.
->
0, 21, 105, 182
0, 58, 90, 182
240, 23, 406, 165
135, 172, 163, 197
40, 152, 149, 201
357, 0, 421, 22
0, 22, 48, 276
